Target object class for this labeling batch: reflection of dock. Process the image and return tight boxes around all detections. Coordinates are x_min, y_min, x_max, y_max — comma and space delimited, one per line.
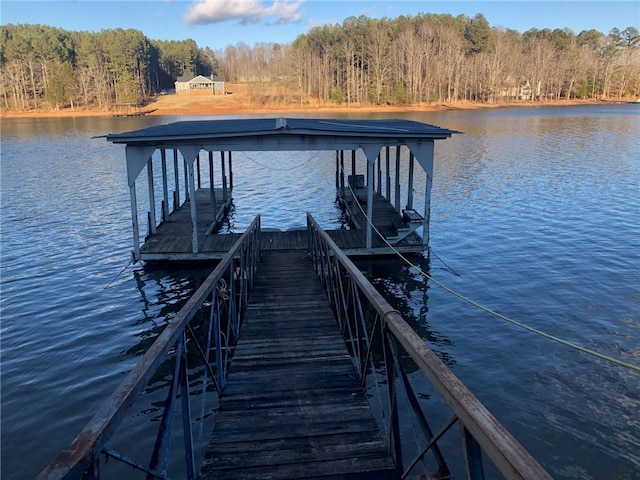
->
106, 118, 459, 261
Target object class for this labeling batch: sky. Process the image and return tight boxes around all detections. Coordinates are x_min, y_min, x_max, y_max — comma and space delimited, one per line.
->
1, 0, 639, 51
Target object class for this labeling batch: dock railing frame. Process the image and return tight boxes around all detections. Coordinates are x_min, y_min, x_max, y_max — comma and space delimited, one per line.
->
307, 213, 552, 480
37, 216, 261, 480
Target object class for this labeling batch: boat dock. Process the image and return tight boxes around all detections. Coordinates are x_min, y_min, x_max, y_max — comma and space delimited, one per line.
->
37, 213, 552, 480
35, 118, 552, 480
106, 118, 456, 262
199, 250, 397, 479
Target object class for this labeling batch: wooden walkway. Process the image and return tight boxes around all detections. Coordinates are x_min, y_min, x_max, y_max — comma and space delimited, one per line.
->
139, 189, 422, 261
199, 251, 398, 480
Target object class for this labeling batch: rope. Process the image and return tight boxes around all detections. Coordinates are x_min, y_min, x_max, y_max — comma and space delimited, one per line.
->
217, 278, 230, 301
103, 260, 132, 290
344, 174, 640, 373
239, 150, 324, 171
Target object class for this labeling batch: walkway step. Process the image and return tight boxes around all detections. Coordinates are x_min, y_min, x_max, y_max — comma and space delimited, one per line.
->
199, 251, 397, 480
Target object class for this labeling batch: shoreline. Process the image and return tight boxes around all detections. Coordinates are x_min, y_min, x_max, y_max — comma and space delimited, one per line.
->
0, 98, 630, 119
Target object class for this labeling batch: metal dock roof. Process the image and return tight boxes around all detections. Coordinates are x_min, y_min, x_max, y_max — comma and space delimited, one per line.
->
106, 117, 458, 145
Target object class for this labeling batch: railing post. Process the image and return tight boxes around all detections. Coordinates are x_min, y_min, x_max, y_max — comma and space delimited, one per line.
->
147, 336, 183, 479
382, 327, 402, 470
179, 333, 196, 480
230, 260, 238, 341
212, 288, 224, 389
462, 425, 485, 480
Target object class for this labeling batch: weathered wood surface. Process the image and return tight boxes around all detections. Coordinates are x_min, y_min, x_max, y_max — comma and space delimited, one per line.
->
339, 187, 421, 246
139, 188, 422, 260
199, 251, 397, 480
140, 188, 232, 255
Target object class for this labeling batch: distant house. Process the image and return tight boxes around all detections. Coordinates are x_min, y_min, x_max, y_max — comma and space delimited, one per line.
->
175, 75, 225, 95
500, 77, 538, 101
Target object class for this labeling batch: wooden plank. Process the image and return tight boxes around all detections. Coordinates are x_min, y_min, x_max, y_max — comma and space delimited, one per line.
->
199, 251, 397, 480
139, 187, 420, 260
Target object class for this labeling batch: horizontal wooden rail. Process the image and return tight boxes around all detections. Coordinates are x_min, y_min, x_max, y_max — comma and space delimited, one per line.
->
307, 212, 551, 480
37, 216, 261, 480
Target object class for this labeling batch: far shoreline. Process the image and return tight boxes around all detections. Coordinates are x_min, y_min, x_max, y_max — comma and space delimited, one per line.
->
0, 98, 633, 120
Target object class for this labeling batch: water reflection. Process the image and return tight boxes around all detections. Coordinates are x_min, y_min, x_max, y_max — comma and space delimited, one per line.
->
355, 254, 456, 369
2, 105, 638, 479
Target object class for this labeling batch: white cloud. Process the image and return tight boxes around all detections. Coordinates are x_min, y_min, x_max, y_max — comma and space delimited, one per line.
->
184, 0, 303, 26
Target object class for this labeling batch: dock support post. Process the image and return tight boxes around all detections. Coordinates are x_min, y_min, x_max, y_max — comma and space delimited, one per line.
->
180, 146, 202, 254
407, 152, 415, 210
409, 141, 435, 246
125, 145, 155, 261
209, 151, 216, 222
188, 161, 198, 253
130, 184, 140, 261
366, 160, 374, 248
173, 149, 180, 210
228, 151, 233, 192
351, 150, 356, 178
196, 152, 202, 190
394, 146, 401, 213
184, 157, 190, 202
147, 157, 157, 235
377, 153, 382, 194
340, 151, 345, 198
335, 150, 340, 191
161, 149, 169, 221
221, 152, 228, 201
362, 145, 382, 249
385, 146, 391, 201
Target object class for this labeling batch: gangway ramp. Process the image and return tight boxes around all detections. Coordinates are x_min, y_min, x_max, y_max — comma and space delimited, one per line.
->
199, 250, 397, 479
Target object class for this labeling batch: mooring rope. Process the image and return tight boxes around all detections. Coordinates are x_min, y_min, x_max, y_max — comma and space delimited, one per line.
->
240, 150, 324, 171
103, 260, 133, 290
344, 177, 640, 373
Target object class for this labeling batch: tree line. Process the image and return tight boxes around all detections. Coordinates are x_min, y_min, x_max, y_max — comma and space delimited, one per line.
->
1, 14, 639, 112
219, 14, 639, 106
0, 24, 218, 110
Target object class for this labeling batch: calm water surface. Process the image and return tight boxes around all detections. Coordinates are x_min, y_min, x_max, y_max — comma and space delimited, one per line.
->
1, 105, 638, 479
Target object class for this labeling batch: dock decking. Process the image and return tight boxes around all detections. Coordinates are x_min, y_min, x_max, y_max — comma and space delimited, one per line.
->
139, 188, 422, 261
199, 251, 398, 480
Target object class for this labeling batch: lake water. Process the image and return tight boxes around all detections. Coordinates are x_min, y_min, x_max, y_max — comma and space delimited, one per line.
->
1, 104, 639, 479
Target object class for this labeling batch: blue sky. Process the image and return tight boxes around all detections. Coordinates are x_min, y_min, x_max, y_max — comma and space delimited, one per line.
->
1, 1, 638, 51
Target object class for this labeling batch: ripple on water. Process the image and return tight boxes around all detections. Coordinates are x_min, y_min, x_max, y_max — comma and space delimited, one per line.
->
1, 107, 639, 479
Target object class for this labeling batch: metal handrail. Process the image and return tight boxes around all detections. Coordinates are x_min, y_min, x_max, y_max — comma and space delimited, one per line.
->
307, 212, 552, 480
37, 215, 261, 480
